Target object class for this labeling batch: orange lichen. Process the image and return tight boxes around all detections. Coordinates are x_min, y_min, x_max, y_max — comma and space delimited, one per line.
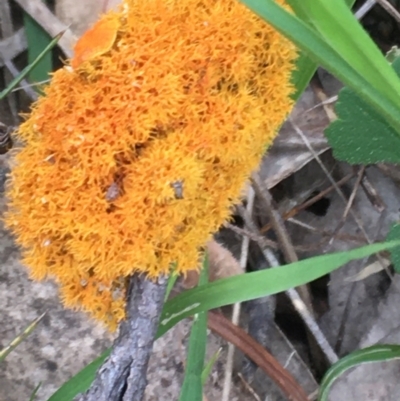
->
5, 0, 296, 330
71, 15, 121, 69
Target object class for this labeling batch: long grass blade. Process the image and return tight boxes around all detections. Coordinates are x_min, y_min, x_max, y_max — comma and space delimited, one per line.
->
179, 253, 209, 401
319, 344, 400, 401
29, 382, 42, 401
0, 312, 46, 362
240, 0, 400, 137
46, 241, 400, 401
0, 32, 62, 100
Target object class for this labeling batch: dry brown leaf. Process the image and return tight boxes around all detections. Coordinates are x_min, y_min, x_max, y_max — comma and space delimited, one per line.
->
344, 258, 391, 282
182, 240, 243, 289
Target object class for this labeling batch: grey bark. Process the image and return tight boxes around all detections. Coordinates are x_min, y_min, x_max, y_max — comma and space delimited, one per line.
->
74, 273, 168, 401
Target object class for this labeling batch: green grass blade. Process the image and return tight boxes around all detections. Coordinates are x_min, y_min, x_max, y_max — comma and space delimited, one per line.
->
240, 0, 400, 137
290, 53, 317, 101
201, 348, 221, 385
23, 0, 52, 85
0, 32, 61, 101
288, 0, 356, 101
0, 313, 45, 362
47, 241, 400, 401
46, 350, 111, 401
29, 382, 42, 401
179, 254, 209, 401
319, 344, 400, 401
158, 241, 400, 337
297, 0, 400, 111
386, 223, 400, 273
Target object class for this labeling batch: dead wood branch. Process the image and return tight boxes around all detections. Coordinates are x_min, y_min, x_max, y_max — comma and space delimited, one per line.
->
74, 274, 168, 401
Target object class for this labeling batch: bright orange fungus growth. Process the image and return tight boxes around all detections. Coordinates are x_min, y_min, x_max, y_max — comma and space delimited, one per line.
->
71, 17, 120, 69
5, 0, 296, 330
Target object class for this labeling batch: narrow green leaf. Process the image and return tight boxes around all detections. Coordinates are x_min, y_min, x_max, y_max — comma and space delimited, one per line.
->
0, 32, 61, 101
296, 0, 400, 112
290, 53, 317, 101
288, 0, 356, 101
46, 350, 111, 401
29, 382, 42, 401
386, 223, 400, 273
47, 241, 400, 401
158, 241, 400, 338
23, 0, 53, 84
179, 254, 209, 401
319, 344, 400, 401
201, 348, 221, 385
165, 264, 178, 301
240, 0, 400, 140
0, 313, 45, 362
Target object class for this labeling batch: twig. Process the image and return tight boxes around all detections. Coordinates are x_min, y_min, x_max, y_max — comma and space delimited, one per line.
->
328, 166, 365, 246
289, 118, 372, 244
287, 218, 365, 245
224, 222, 279, 250
268, 251, 339, 365
3, 60, 38, 100
259, 172, 355, 235
74, 274, 168, 401
360, 171, 386, 212
290, 119, 394, 283
237, 205, 339, 365
12, 0, 77, 57
375, 0, 400, 24
354, 0, 377, 19
309, 76, 336, 122
238, 373, 262, 401
221, 186, 255, 401
251, 173, 314, 314
209, 312, 310, 401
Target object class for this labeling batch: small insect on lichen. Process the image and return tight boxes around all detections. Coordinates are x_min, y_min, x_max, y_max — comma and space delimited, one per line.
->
105, 182, 120, 202
170, 180, 184, 199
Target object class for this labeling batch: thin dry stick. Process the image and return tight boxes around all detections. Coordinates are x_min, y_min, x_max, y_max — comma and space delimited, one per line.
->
360, 172, 386, 212
264, 249, 339, 365
225, 222, 279, 250
327, 166, 365, 246
354, 0, 377, 19
74, 274, 167, 401
310, 77, 337, 122
231, 217, 364, 254
3, 60, 38, 100
12, 0, 77, 57
290, 119, 394, 282
259, 172, 355, 235
305, 95, 338, 113
238, 373, 262, 401
221, 186, 255, 401
289, 118, 372, 244
287, 217, 365, 245
375, 0, 400, 24
251, 172, 314, 313
237, 205, 339, 364
209, 312, 310, 401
